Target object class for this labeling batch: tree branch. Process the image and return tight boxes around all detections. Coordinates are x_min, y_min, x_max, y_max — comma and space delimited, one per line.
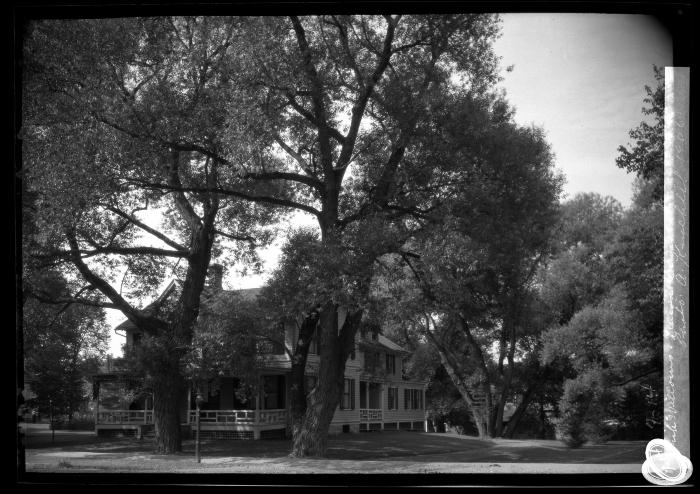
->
64, 229, 168, 334
105, 205, 187, 251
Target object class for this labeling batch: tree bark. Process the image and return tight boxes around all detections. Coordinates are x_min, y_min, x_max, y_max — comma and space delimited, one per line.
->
289, 310, 319, 441
503, 367, 548, 439
151, 356, 186, 453
424, 326, 490, 438
291, 304, 362, 457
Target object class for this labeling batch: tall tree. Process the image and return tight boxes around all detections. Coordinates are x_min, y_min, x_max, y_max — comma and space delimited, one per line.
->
541, 191, 663, 445
540, 68, 665, 446
216, 15, 505, 456
378, 108, 563, 438
615, 65, 664, 205
24, 15, 506, 457
22, 17, 274, 453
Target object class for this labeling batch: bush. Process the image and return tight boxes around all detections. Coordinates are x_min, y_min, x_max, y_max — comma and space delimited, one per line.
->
554, 372, 617, 447
445, 403, 479, 436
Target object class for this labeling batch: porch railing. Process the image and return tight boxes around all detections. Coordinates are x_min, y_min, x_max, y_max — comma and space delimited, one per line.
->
189, 410, 255, 424
360, 408, 382, 422
98, 409, 288, 426
258, 409, 287, 424
97, 410, 153, 424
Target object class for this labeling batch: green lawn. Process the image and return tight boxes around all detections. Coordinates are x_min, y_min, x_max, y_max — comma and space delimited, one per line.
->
21, 423, 647, 474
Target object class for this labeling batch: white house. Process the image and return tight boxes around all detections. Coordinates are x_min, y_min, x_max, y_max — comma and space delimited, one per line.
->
93, 269, 429, 439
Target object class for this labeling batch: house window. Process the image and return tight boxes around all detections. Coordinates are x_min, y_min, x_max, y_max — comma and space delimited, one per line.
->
349, 345, 355, 360
404, 388, 423, 410
262, 375, 285, 409
256, 338, 284, 355
340, 378, 355, 410
385, 354, 395, 374
132, 332, 141, 347
308, 327, 320, 355
364, 352, 381, 373
388, 387, 399, 410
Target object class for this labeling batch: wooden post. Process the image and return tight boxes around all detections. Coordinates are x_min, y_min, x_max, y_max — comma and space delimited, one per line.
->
254, 379, 261, 440
195, 401, 200, 463
94, 382, 99, 435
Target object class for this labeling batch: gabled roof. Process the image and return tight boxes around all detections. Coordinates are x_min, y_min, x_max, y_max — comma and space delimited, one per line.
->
113, 282, 411, 356
359, 333, 411, 355
114, 281, 262, 333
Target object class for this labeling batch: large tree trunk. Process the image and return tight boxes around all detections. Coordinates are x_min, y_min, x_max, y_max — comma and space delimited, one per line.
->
289, 310, 319, 441
291, 305, 361, 457
423, 317, 492, 438
152, 360, 186, 454
492, 316, 517, 437
503, 368, 546, 439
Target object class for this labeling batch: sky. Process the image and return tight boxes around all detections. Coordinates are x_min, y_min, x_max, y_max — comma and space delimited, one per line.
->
492, 13, 672, 206
106, 13, 673, 355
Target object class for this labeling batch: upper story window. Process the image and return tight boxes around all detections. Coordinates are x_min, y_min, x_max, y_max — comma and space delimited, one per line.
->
364, 351, 381, 373
256, 339, 285, 355
385, 354, 395, 374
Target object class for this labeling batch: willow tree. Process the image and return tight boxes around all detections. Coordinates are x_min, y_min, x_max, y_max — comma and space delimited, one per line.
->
378, 108, 564, 438
22, 17, 275, 453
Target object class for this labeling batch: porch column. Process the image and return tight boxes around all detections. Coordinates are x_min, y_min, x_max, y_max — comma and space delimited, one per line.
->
186, 387, 191, 426
253, 384, 261, 440
380, 384, 384, 430
365, 384, 369, 413
94, 380, 99, 433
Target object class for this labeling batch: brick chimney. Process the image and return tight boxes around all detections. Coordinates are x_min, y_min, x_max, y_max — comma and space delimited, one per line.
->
208, 263, 223, 292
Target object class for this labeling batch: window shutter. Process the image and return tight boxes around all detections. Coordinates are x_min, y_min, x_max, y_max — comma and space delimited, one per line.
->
404, 389, 409, 410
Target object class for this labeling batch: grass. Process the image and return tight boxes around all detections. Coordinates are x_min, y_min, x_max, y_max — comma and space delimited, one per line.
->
21, 428, 648, 474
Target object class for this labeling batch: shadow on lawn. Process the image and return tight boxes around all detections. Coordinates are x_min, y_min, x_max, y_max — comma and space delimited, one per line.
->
24, 430, 646, 464
25, 431, 496, 460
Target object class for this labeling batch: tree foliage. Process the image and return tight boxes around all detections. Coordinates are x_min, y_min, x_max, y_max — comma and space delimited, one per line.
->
541, 69, 665, 445
22, 17, 277, 453
23, 269, 110, 418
